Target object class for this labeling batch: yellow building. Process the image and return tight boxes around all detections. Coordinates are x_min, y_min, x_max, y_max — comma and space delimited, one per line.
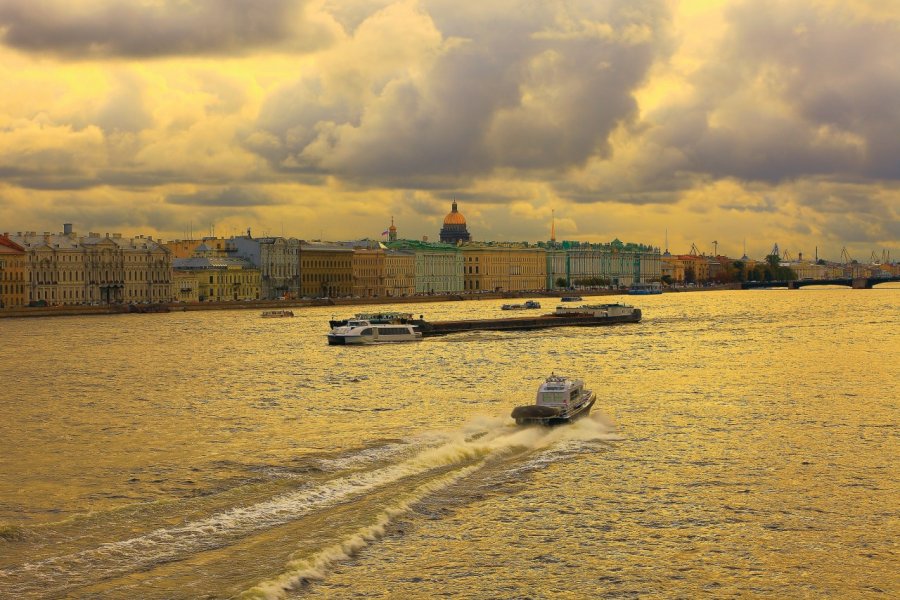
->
299, 242, 353, 298
172, 253, 260, 302
351, 247, 386, 298
384, 250, 415, 297
460, 245, 546, 292
172, 270, 200, 302
662, 254, 709, 283
0, 234, 28, 308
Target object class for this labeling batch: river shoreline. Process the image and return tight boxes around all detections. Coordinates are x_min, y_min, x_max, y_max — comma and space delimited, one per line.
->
0, 285, 740, 319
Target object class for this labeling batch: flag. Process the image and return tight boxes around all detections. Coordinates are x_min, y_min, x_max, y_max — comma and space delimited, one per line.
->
381, 230, 389, 236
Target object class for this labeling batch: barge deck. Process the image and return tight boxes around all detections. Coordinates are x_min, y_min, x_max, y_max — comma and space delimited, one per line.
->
417, 310, 641, 337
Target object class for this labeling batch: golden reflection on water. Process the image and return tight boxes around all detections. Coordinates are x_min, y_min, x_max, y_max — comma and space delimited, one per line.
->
0, 288, 897, 598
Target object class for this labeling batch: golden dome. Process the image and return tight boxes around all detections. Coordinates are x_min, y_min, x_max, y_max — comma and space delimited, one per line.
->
443, 201, 466, 225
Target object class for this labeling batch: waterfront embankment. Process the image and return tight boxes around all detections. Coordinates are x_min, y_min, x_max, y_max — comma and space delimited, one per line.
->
0, 284, 741, 319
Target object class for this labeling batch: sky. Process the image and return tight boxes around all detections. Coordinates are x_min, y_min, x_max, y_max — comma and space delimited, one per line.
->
0, 0, 897, 262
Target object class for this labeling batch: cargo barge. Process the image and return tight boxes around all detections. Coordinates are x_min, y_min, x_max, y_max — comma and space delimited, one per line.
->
416, 303, 641, 337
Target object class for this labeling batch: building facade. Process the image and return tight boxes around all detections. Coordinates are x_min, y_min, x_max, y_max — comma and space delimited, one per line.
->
230, 235, 300, 300
350, 246, 386, 298
662, 254, 709, 283
386, 240, 464, 293
0, 234, 27, 308
172, 251, 260, 302
384, 249, 415, 297
10, 226, 172, 305
541, 240, 662, 288
299, 242, 353, 298
460, 245, 547, 292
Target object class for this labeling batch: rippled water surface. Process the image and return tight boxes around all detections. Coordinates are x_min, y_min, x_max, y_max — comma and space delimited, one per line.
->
1, 289, 897, 598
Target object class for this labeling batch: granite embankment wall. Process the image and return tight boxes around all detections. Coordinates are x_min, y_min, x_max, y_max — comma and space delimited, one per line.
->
0, 285, 737, 319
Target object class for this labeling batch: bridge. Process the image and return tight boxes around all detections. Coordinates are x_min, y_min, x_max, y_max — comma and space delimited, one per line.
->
741, 276, 900, 290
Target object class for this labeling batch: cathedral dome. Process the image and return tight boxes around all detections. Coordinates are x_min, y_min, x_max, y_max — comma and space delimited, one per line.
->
443, 201, 466, 226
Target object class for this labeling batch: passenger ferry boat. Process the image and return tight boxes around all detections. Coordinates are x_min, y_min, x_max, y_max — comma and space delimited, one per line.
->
511, 374, 596, 426
560, 296, 582, 302
327, 319, 423, 345
328, 312, 421, 329
501, 300, 541, 311
261, 309, 294, 318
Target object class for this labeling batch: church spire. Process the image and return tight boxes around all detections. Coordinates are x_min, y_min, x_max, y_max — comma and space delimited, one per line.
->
550, 209, 556, 244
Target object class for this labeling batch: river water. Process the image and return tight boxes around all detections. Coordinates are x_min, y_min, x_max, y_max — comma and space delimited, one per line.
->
1, 288, 897, 599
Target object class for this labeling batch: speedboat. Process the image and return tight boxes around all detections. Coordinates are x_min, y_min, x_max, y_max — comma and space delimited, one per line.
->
327, 319, 422, 345
511, 374, 596, 426
261, 309, 294, 318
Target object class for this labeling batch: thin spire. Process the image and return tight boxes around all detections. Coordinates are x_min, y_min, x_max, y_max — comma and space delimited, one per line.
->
550, 209, 556, 243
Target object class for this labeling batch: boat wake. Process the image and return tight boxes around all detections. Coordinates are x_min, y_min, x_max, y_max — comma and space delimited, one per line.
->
240, 414, 621, 599
0, 416, 620, 598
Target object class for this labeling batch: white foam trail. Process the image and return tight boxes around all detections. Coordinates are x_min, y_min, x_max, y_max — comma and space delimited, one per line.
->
240, 416, 621, 599
238, 464, 483, 600
1, 415, 619, 596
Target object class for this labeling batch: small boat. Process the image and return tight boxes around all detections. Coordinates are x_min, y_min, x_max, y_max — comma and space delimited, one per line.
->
261, 309, 294, 318
327, 319, 422, 345
511, 374, 596, 426
502, 300, 542, 311
561, 296, 582, 302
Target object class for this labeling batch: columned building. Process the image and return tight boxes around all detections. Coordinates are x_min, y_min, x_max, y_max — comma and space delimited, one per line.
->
10, 226, 172, 305
439, 201, 471, 245
559, 240, 661, 288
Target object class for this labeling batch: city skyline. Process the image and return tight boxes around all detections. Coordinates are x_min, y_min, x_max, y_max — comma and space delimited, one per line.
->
0, 1, 898, 262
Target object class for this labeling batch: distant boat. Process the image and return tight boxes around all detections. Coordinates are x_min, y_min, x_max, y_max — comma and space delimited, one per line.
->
501, 300, 541, 311
561, 296, 582, 302
261, 309, 294, 318
628, 282, 662, 295
511, 374, 596, 426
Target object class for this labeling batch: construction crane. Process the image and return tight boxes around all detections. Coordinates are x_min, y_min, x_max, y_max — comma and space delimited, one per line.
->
781, 249, 792, 261
870, 251, 881, 265
712, 240, 718, 255
689, 243, 700, 256
770, 243, 780, 258
840, 247, 853, 265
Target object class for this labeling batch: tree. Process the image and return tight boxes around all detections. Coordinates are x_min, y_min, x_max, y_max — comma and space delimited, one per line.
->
555, 277, 567, 288
660, 275, 673, 286
684, 268, 696, 284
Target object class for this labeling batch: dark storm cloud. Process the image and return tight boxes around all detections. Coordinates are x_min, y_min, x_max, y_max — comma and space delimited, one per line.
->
0, 0, 324, 58
244, 0, 673, 187
655, 1, 900, 185
165, 187, 280, 207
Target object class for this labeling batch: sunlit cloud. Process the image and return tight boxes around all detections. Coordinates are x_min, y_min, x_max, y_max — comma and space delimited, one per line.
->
0, 0, 896, 260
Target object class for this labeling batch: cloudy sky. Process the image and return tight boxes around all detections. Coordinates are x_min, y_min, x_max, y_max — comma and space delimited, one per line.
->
0, 0, 897, 261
